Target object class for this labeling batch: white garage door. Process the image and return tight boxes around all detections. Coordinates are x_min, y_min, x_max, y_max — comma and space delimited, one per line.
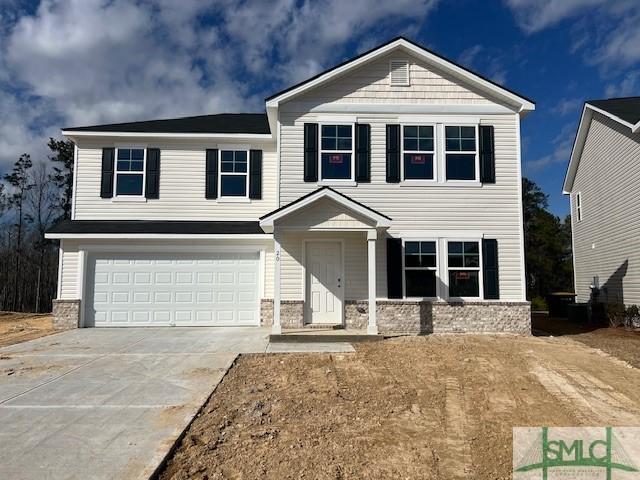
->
86, 252, 260, 327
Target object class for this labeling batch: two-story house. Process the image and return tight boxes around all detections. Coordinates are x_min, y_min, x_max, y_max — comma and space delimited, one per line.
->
46, 37, 534, 335
564, 97, 640, 306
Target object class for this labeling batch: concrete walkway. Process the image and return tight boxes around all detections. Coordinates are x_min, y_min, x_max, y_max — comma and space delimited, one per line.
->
0, 327, 270, 480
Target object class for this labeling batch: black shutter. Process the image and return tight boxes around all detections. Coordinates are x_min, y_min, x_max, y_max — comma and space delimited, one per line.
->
205, 149, 218, 199
145, 148, 160, 199
386, 124, 400, 183
479, 125, 495, 184
249, 149, 262, 199
386, 237, 403, 299
100, 148, 115, 198
355, 123, 371, 182
482, 239, 499, 300
304, 123, 318, 182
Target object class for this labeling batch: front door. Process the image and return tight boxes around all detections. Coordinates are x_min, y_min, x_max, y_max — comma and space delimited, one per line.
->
306, 241, 343, 324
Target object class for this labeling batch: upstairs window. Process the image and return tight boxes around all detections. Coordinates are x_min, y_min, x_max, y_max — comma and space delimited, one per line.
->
320, 124, 353, 180
404, 241, 437, 298
447, 241, 481, 298
115, 148, 145, 196
220, 150, 248, 197
402, 125, 435, 180
575, 192, 582, 222
445, 126, 478, 181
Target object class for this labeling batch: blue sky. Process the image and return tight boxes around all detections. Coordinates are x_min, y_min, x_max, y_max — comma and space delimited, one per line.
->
1, 0, 639, 216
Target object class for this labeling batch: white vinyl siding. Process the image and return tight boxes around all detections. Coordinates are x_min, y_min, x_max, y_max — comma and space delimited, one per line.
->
571, 112, 640, 304
287, 51, 503, 107
278, 111, 525, 301
59, 240, 80, 299
73, 139, 276, 220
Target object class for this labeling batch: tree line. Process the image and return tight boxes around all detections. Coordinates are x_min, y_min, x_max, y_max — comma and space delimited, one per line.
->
0, 138, 571, 314
0, 139, 74, 313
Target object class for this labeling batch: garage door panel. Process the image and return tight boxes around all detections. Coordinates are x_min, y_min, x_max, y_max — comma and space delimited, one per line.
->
87, 252, 260, 327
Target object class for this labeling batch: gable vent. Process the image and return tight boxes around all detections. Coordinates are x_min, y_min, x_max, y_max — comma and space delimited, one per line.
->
389, 59, 409, 86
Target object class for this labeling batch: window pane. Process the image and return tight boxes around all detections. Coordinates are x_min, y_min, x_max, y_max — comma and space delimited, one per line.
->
421, 242, 436, 254
405, 241, 419, 255
448, 270, 479, 297
131, 149, 144, 161
117, 149, 130, 161
221, 175, 246, 196
461, 139, 476, 151
448, 242, 463, 254
448, 254, 464, 268
221, 150, 234, 161
404, 153, 433, 180
116, 174, 143, 195
404, 138, 418, 151
464, 242, 479, 254
445, 126, 458, 139
117, 160, 130, 171
322, 125, 336, 137
130, 160, 144, 172
235, 161, 247, 173
235, 151, 247, 162
464, 255, 480, 268
221, 161, 234, 172
404, 126, 417, 138
446, 154, 476, 180
321, 137, 337, 150
321, 153, 351, 179
461, 126, 475, 138
337, 125, 351, 137
446, 139, 461, 151
405, 254, 421, 268
406, 270, 436, 297
419, 126, 432, 138
337, 138, 352, 150
418, 139, 434, 151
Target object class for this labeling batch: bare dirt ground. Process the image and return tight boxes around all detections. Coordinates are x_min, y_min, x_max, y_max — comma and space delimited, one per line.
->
0, 312, 55, 348
533, 313, 640, 368
159, 334, 640, 480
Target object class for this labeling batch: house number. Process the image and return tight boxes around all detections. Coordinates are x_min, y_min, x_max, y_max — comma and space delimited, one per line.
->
275, 250, 280, 262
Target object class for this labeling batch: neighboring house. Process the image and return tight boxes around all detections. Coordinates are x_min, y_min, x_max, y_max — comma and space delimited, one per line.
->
564, 97, 640, 306
45, 37, 534, 335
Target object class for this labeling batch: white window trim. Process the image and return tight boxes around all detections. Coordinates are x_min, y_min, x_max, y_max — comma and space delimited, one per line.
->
575, 192, 582, 222
402, 238, 439, 300
443, 124, 480, 184
218, 148, 250, 200
401, 124, 437, 183
444, 239, 484, 301
318, 123, 356, 183
113, 147, 146, 198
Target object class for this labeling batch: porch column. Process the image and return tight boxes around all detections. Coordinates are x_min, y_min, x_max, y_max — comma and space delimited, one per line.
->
272, 235, 282, 334
367, 229, 378, 335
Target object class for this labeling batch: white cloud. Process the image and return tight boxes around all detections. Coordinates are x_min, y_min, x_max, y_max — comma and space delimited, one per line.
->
0, 0, 440, 171
551, 98, 582, 116
505, 0, 640, 68
458, 44, 508, 84
605, 70, 640, 97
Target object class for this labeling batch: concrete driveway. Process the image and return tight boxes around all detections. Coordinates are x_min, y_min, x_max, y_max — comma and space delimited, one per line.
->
0, 327, 270, 480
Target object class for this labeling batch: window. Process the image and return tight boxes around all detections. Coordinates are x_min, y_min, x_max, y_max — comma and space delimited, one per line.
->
220, 150, 248, 197
115, 148, 145, 196
402, 125, 435, 180
445, 125, 478, 181
447, 241, 481, 298
320, 124, 353, 180
575, 192, 582, 222
404, 241, 437, 297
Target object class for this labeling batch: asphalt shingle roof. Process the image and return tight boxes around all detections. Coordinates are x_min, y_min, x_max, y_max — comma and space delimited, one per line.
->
587, 97, 640, 126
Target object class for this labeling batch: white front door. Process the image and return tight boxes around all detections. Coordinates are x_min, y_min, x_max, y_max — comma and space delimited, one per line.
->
306, 241, 343, 324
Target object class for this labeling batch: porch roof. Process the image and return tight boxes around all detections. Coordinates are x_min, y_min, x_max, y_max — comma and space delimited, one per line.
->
259, 187, 392, 231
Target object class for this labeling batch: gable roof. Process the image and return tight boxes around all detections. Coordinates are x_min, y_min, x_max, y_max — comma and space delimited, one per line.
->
259, 187, 392, 231
563, 98, 640, 194
265, 36, 535, 113
62, 113, 270, 136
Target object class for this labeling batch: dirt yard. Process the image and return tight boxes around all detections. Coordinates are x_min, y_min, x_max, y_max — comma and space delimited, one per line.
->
159, 335, 640, 480
0, 312, 55, 347
533, 313, 640, 368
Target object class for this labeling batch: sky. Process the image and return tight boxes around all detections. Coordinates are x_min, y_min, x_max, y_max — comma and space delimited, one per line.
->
0, 0, 639, 216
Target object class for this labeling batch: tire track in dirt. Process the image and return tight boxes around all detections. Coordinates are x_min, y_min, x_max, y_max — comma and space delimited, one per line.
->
439, 377, 473, 479
526, 348, 640, 426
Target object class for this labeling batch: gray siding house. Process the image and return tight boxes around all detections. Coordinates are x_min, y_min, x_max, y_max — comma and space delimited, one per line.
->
46, 37, 534, 334
564, 97, 640, 305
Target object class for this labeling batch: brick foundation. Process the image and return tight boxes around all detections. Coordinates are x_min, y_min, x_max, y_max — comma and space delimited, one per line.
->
280, 300, 304, 328
344, 301, 369, 329
260, 299, 274, 326
52, 299, 81, 330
